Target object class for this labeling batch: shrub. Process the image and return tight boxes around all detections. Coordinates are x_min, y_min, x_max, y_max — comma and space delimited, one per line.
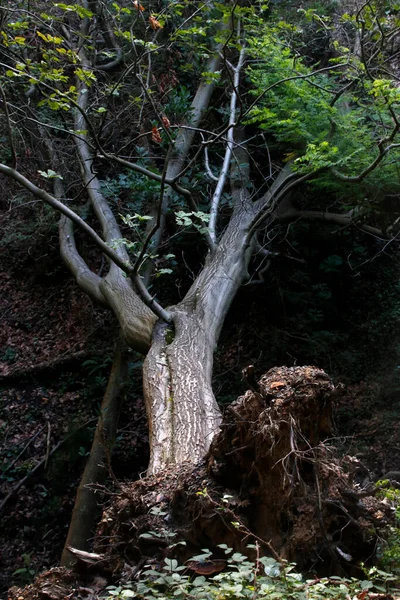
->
103, 545, 397, 600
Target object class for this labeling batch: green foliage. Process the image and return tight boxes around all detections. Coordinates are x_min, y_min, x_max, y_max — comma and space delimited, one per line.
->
1, 346, 17, 363
38, 169, 63, 180
246, 34, 336, 147
12, 554, 36, 585
163, 87, 192, 121
175, 210, 210, 234
376, 484, 400, 578
110, 210, 176, 277
54, 3, 94, 19
245, 5, 400, 192
100, 164, 161, 212
102, 548, 396, 600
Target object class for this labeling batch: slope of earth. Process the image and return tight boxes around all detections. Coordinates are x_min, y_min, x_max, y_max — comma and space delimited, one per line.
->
0, 204, 149, 596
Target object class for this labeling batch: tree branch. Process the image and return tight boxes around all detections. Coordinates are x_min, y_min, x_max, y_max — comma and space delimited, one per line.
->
245, 164, 316, 244
74, 51, 127, 257
59, 215, 108, 306
209, 42, 246, 244
204, 144, 219, 182
0, 82, 17, 168
0, 163, 172, 323
39, 132, 107, 307
277, 207, 384, 238
331, 141, 400, 183
0, 164, 129, 270
90, 0, 123, 72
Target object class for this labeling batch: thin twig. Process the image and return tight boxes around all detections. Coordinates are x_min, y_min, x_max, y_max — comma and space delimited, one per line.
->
0, 418, 97, 514
44, 421, 51, 470
209, 42, 246, 243
0, 426, 45, 477
0, 82, 17, 168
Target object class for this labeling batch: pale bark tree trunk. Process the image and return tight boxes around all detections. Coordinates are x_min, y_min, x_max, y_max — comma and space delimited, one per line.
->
60, 337, 130, 567
143, 203, 257, 473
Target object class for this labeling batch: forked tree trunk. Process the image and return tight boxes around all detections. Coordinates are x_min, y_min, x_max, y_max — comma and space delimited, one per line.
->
143, 205, 257, 474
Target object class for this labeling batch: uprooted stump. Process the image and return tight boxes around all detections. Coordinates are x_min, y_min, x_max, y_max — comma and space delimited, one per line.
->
93, 366, 391, 578
207, 365, 374, 569
7, 366, 396, 600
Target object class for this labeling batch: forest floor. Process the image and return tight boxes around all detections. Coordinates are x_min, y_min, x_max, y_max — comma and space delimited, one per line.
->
1, 205, 400, 597
0, 265, 150, 594
0, 204, 149, 595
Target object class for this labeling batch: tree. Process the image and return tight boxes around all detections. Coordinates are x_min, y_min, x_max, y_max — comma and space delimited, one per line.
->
1, 0, 399, 566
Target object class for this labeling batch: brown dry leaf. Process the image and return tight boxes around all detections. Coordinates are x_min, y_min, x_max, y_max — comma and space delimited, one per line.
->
270, 381, 285, 389
149, 15, 163, 30
186, 559, 226, 575
133, 1, 145, 11
151, 126, 162, 143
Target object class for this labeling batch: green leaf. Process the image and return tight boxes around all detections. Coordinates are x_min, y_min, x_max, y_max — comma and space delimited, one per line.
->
120, 590, 135, 598
156, 269, 173, 277
37, 169, 63, 180
55, 3, 94, 18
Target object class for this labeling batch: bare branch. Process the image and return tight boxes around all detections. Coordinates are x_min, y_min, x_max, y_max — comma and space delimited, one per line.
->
277, 207, 384, 238
0, 164, 130, 271
332, 140, 400, 183
39, 129, 107, 306
209, 43, 246, 244
90, 0, 123, 72
142, 36, 228, 259
74, 52, 127, 255
132, 147, 172, 277
0, 82, 17, 168
245, 163, 310, 242
204, 144, 219, 182
230, 129, 251, 210
59, 215, 108, 306
0, 163, 172, 323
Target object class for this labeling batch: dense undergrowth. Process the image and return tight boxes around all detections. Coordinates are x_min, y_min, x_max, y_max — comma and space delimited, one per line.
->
102, 549, 399, 600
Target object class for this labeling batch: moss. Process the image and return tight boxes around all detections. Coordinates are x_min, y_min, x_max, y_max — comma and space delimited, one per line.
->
165, 328, 175, 345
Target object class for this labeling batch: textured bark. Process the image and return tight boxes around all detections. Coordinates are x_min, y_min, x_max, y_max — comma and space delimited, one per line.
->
100, 271, 156, 354
59, 215, 108, 307
143, 316, 220, 474
60, 337, 130, 567
143, 205, 258, 474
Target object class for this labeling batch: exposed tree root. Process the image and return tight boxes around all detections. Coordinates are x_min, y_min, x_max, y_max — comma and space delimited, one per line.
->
7, 367, 396, 599
8, 568, 107, 600
95, 367, 391, 578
